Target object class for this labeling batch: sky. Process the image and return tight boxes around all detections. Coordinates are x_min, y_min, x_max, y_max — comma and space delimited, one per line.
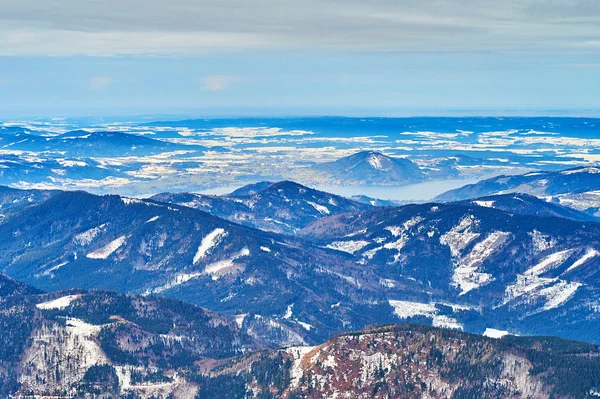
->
0, 0, 599, 117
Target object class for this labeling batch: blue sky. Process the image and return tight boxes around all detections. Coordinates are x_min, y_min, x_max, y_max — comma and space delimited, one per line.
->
0, 0, 599, 118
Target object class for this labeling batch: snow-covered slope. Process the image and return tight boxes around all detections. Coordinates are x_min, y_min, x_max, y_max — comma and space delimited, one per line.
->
0, 282, 253, 398
301, 201, 600, 343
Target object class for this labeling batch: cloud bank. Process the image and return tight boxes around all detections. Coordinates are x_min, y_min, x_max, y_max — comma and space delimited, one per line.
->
0, 0, 598, 56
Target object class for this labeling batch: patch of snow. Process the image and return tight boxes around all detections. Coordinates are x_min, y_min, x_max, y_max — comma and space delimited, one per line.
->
432, 315, 463, 330
388, 300, 436, 319
322, 354, 337, 370
452, 231, 512, 295
36, 294, 82, 310
203, 247, 250, 279
540, 280, 582, 310
384, 216, 423, 237
362, 246, 383, 259
388, 300, 462, 330
344, 228, 367, 237
121, 197, 144, 205
565, 248, 600, 273
221, 292, 235, 302
86, 235, 126, 259
440, 215, 480, 257
283, 304, 293, 319
73, 223, 107, 246
286, 346, 317, 388
325, 240, 370, 254
114, 365, 189, 395
366, 153, 386, 170
561, 167, 600, 175
193, 228, 227, 264
66, 317, 103, 337
19, 317, 108, 393
473, 200, 495, 208
379, 278, 396, 288
383, 235, 409, 263
149, 272, 203, 294
484, 328, 510, 339
503, 273, 582, 311
528, 230, 556, 253
557, 190, 600, 213
235, 313, 248, 328
306, 201, 330, 215
39, 261, 69, 277
525, 249, 574, 276
297, 321, 313, 331
504, 275, 555, 304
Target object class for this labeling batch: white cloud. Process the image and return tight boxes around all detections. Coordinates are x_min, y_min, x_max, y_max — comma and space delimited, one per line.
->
202, 75, 238, 92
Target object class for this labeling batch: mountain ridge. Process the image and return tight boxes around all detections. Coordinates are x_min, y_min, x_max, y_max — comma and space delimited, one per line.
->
151, 180, 371, 234
436, 166, 600, 217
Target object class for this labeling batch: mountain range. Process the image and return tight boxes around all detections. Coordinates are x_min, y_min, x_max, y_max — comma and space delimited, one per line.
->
0, 175, 599, 346
0, 160, 599, 397
455, 193, 598, 222
436, 166, 600, 217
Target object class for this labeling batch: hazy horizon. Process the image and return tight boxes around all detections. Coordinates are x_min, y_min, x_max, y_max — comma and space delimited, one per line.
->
1, 0, 598, 117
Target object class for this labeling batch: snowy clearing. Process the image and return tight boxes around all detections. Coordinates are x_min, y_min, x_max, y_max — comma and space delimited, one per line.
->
325, 240, 370, 254
193, 228, 228, 264
483, 328, 510, 339
306, 201, 330, 215
86, 236, 127, 259
36, 294, 82, 310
